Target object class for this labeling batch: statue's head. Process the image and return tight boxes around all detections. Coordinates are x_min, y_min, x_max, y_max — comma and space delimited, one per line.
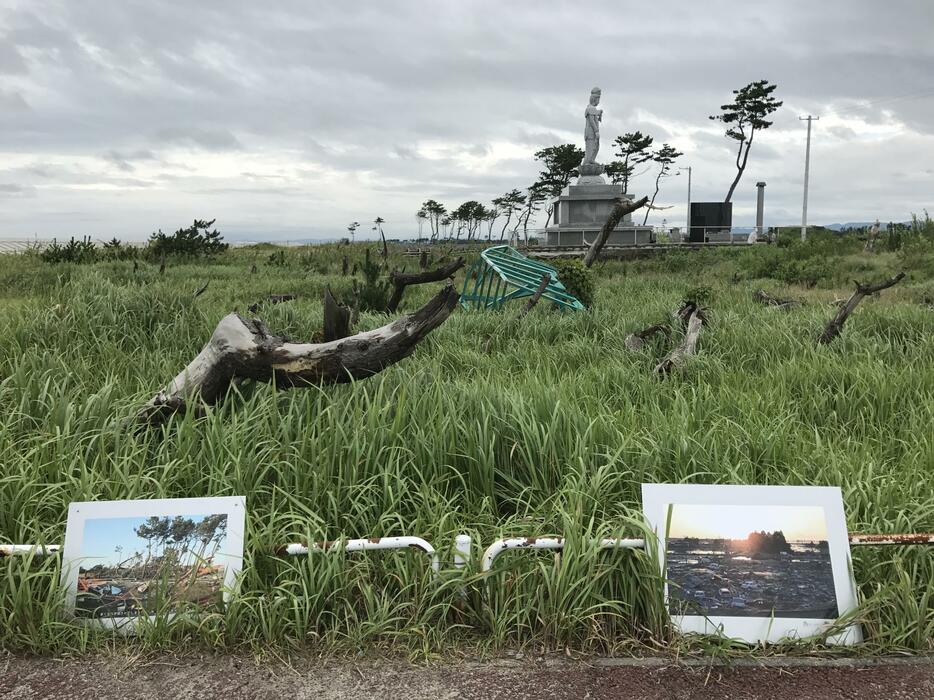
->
590, 87, 601, 106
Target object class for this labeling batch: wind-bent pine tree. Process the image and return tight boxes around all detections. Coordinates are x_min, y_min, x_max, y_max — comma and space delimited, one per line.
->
420, 200, 447, 241
643, 144, 683, 226
605, 131, 654, 193
532, 144, 583, 227
496, 189, 525, 241
710, 79, 782, 203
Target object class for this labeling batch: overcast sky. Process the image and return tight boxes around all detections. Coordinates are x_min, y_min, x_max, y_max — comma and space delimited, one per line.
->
1, 0, 932, 241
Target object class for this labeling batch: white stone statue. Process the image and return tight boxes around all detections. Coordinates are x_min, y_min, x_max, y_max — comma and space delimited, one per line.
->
583, 87, 603, 165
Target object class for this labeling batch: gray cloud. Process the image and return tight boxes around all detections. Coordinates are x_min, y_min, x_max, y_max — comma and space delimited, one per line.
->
153, 128, 242, 152
0, 0, 932, 239
102, 148, 158, 172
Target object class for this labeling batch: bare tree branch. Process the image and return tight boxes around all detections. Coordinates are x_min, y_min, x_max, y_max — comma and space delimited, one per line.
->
387, 257, 464, 312
818, 272, 905, 345
517, 273, 551, 319
753, 289, 799, 309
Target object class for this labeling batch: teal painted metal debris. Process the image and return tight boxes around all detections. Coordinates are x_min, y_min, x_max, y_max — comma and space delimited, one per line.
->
460, 245, 585, 311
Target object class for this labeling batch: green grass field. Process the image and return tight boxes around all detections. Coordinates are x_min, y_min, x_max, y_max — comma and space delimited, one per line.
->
0, 240, 932, 657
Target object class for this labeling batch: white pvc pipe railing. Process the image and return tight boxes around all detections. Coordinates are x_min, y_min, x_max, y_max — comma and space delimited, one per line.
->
480, 537, 645, 573
4, 532, 932, 567
0, 544, 61, 557
279, 536, 440, 573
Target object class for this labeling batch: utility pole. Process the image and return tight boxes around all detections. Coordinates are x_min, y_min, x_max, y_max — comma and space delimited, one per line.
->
799, 115, 819, 241
755, 181, 766, 240
678, 166, 692, 241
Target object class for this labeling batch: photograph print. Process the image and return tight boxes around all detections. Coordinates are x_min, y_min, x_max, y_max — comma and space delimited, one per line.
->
665, 503, 838, 619
62, 496, 245, 630
642, 484, 861, 644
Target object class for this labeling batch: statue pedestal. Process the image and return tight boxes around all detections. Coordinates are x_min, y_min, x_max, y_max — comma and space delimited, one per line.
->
543, 179, 653, 247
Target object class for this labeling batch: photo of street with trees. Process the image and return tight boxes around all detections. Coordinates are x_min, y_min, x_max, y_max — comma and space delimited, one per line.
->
74, 514, 229, 619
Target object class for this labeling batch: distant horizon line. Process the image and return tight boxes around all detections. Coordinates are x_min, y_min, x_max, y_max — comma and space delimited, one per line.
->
0, 221, 907, 245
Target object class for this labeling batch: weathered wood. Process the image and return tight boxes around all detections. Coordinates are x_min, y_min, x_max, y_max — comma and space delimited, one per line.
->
419, 250, 429, 269
517, 273, 551, 319
322, 287, 351, 342
583, 196, 649, 268
753, 289, 799, 308
818, 272, 905, 345
674, 300, 704, 328
341, 256, 349, 276
386, 257, 465, 313
624, 323, 671, 351
139, 284, 460, 425
350, 280, 361, 327
655, 310, 704, 375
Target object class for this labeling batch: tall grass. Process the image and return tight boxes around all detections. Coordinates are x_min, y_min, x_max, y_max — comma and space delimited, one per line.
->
0, 244, 931, 656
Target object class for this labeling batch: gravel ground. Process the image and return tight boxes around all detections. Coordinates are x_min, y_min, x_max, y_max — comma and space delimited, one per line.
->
2, 654, 933, 699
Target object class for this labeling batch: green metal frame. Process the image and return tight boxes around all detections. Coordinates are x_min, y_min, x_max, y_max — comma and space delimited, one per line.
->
459, 245, 584, 311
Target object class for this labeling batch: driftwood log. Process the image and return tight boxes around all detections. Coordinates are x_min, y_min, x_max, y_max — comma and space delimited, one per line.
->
818, 272, 905, 345
387, 257, 464, 313
139, 284, 460, 425
624, 323, 671, 351
655, 308, 704, 375
753, 289, 799, 309
583, 196, 649, 268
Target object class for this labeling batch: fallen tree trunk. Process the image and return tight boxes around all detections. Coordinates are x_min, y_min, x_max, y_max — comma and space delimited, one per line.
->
818, 272, 905, 345
655, 310, 704, 375
139, 284, 460, 425
387, 257, 464, 313
624, 323, 671, 351
583, 196, 649, 268
753, 289, 799, 308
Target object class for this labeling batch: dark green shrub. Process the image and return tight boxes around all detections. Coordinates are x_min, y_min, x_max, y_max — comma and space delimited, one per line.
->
40, 237, 99, 264
682, 284, 713, 304
267, 250, 287, 267
147, 219, 228, 259
550, 258, 596, 308
101, 238, 139, 261
352, 248, 390, 312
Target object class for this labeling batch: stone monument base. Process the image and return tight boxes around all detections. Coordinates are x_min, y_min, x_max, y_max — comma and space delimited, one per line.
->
543, 179, 653, 247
